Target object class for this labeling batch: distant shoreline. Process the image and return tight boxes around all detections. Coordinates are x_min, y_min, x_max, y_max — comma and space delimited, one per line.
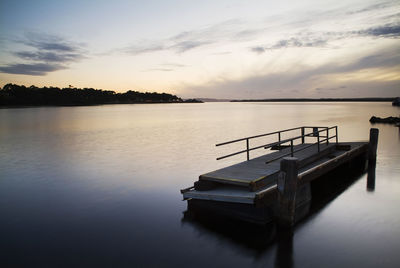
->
230, 98, 396, 102
0, 102, 190, 109
0, 83, 202, 107
1, 99, 395, 108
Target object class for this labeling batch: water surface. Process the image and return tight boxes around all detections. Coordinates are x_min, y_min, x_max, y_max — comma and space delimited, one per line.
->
1, 102, 399, 267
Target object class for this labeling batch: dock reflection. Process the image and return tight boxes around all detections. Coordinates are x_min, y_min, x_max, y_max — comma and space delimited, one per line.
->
181, 156, 370, 266
274, 229, 294, 268
182, 209, 277, 253
367, 164, 376, 191
182, 208, 294, 267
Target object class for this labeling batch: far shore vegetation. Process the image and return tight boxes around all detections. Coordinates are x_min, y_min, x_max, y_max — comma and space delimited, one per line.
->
0, 83, 203, 107
231, 97, 397, 102
0, 83, 397, 107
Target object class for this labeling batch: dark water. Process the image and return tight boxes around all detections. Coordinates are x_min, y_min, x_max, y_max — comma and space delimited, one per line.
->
1, 102, 399, 267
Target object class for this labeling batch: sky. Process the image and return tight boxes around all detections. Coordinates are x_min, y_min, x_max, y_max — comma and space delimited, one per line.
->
0, 0, 399, 98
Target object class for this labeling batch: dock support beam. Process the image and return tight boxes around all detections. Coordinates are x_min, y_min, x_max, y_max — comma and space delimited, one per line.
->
277, 157, 299, 227
368, 128, 379, 166
367, 128, 378, 191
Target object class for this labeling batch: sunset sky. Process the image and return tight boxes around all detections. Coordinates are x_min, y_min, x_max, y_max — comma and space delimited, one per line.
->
0, 0, 399, 98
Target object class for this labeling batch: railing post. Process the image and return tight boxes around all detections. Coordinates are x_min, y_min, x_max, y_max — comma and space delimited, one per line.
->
335, 126, 338, 144
277, 157, 299, 227
301, 127, 305, 144
278, 132, 281, 144
313, 127, 318, 137
246, 138, 250, 161
326, 127, 329, 145
290, 140, 294, 157
317, 135, 320, 152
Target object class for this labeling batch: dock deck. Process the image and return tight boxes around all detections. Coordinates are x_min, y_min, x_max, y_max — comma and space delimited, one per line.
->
183, 142, 368, 205
200, 142, 336, 190
181, 126, 376, 226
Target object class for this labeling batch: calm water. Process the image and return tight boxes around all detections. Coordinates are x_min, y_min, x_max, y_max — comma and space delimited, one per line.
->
1, 102, 399, 267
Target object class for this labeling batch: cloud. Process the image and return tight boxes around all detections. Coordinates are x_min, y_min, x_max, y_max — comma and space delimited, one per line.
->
0, 32, 85, 76
141, 62, 187, 72
160, 63, 186, 68
123, 1, 399, 57
124, 19, 244, 55
250, 36, 327, 53
125, 38, 212, 55
315, 86, 347, 92
14, 51, 82, 62
21, 32, 79, 52
269, 37, 327, 49
142, 68, 173, 72
125, 44, 165, 54
251, 46, 265, 54
360, 24, 400, 37
251, 22, 400, 54
211, 51, 232, 55
0, 63, 66, 76
338, 52, 400, 71
346, 1, 392, 15
183, 46, 400, 98
171, 40, 212, 53
234, 29, 264, 40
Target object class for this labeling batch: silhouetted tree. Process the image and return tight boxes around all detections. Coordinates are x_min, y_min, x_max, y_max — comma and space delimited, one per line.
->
0, 84, 183, 106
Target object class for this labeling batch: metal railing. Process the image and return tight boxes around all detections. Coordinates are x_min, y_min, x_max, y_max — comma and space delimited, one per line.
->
216, 126, 338, 161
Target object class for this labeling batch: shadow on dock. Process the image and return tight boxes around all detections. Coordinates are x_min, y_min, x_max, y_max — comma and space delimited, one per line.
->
181, 154, 370, 261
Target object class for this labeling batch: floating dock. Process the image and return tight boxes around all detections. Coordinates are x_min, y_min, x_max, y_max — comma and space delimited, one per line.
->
181, 126, 378, 226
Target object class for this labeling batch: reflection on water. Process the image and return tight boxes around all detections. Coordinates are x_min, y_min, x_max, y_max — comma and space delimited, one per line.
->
182, 211, 277, 255
367, 165, 376, 192
275, 229, 294, 268
1, 102, 400, 267
182, 158, 368, 268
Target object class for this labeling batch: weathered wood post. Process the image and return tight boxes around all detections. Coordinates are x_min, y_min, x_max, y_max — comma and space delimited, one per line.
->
367, 164, 375, 191
277, 157, 299, 227
368, 128, 379, 166
367, 128, 378, 191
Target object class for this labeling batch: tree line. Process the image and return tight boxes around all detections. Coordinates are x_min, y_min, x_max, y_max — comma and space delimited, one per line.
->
0, 84, 184, 106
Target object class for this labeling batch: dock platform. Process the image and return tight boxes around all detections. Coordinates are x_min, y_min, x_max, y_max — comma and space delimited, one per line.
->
181, 126, 378, 226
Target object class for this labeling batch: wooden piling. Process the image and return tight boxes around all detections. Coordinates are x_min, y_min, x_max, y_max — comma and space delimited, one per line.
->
367, 165, 375, 191
277, 157, 299, 227
368, 128, 379, 166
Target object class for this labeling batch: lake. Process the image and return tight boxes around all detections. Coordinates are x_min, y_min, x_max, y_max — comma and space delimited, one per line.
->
1, 102, 399, 267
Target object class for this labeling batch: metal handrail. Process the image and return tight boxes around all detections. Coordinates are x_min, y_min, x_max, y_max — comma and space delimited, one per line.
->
216, 126, 338, 161
265, 135, 338, 164
216, 126, 304, 146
